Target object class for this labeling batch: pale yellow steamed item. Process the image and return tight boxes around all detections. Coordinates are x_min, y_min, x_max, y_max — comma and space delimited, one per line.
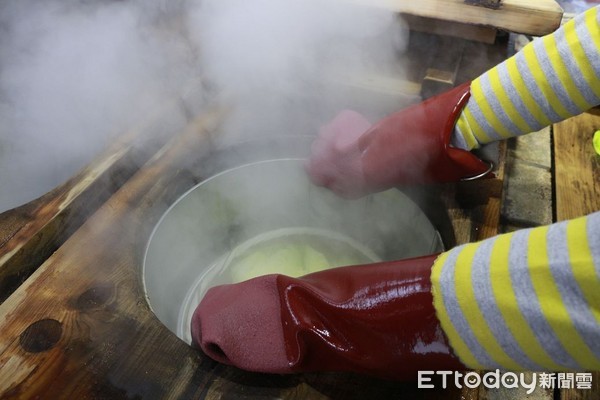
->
230, 244, 311, 282
229, 242, 357, 282
303, 245, 330, 274
227, 234, 369, 283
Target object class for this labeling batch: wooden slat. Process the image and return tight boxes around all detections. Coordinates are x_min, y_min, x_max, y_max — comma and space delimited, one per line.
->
553, 110, 600, 222
0, 97, 188, 304
464, 0, 502, 9
0, 109, 225, 399
553, 110, 600, 400
561, 375, 600, 400
355, 0, 563, 36
421, 37, 466, 99
402, 14, 498, 44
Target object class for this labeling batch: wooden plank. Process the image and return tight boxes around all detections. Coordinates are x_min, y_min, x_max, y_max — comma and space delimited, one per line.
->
464, 0, 502, 9
0, 98, 188, 304
354, 0, 563, 36
553, 110, 600, 399
0, 109, 225, 399
421, 37, 466, 99
401, 14, 498, 44
553, 110, 600, 222
0, 135, 149, 304
561, 374, 600, 400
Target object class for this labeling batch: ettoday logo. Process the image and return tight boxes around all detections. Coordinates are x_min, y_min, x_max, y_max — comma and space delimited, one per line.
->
418, 370, 594, 394
418, 370, 535, 394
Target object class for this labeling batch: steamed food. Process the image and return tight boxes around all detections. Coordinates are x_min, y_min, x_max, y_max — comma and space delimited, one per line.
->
229, 244, 328, 282
227, 233, 373, 283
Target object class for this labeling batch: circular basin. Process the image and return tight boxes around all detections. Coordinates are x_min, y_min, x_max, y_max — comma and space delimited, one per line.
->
143, 157, 444, 344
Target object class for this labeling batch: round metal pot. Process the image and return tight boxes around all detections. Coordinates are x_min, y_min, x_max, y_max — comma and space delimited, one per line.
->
143, 139, 444, 344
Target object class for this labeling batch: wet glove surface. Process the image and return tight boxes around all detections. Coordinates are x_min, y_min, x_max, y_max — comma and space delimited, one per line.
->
306, 82, 491, 198
191, 254, 466, 380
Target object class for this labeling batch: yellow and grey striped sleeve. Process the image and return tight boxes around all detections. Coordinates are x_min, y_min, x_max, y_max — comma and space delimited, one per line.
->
453, 6, 600, 150
431, 211, 600, 371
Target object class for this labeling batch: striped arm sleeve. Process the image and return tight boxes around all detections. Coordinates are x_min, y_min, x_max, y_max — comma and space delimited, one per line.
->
453, 6, 600, 150
431, 211, 600, 371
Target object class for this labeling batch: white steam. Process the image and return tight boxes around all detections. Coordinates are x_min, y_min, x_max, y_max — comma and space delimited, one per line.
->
189, 0, 410, 143
0, 0, 200, 212
0, 0, 410, 213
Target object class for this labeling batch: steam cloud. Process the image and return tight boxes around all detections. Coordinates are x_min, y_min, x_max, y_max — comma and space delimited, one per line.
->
0, 0, 409, 213
188, 0, 410, 143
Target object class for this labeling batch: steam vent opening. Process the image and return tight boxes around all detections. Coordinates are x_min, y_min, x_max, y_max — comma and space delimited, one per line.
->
142, 150, 446, 345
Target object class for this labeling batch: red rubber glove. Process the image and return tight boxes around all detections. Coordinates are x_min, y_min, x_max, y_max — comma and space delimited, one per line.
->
191, 254, 466, 380
306, 82, 492, 198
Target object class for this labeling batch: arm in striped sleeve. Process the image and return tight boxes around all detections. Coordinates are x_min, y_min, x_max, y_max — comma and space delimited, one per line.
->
431, 211, 600, 371
453, 6, 600, 150
306, 5, 599, 194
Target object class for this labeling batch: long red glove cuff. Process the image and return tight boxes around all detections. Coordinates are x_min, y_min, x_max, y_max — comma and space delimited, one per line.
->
191, 254, 466, 380
358, 82, 492, 190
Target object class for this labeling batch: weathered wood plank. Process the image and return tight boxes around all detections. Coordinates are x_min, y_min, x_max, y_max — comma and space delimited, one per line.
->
355, 0, 563, 36
0, 109, 226, 399
553, 109, 600, 400
401, 14, 498, 44
560, 374, 600, 400
553, 110, 600, 222
421, 37, 466, 99
464, 0, 502, 9
0, 97, 193, 304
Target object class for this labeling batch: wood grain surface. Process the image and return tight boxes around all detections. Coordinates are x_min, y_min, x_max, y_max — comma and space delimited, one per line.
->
553, 110, 600, 222
401, 14, 498, 44
0, 110, 224, 399
354, 0, 563, 36
0, 98, 193, 304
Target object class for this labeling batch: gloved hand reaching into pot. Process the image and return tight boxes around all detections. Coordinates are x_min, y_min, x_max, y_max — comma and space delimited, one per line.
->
304, 82, 492, 198
188, 83, 512, 379
191, 211, 600, 378
191, 254, 466, 379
